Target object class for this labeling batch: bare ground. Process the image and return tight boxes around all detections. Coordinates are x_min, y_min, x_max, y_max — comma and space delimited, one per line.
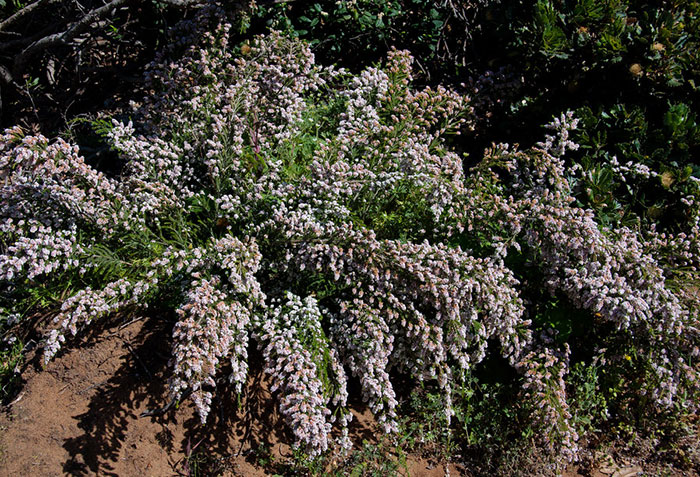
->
0, 317, 464, 476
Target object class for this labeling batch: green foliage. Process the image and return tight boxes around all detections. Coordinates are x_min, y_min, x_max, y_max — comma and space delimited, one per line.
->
401, 372, 550, 473
514, 0, 699, 87
0, 0, 27, 14
334, 440, 406, 477
276, 94, 347, 182
249, 439, 407, 476
250, 0, 449, 69
573, 101, 700, 229
530, 297, 591, 344
0, 338, 23, 403
568, 361, 610, 435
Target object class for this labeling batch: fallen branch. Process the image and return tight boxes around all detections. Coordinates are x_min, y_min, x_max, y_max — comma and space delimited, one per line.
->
0, 0, 53, 33
123, 339, 153, 379
13, 0, 131, 74
140, 389, 192, 417
0, 64, 15, 85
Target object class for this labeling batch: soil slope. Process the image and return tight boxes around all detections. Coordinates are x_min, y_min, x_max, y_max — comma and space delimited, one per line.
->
0, 318, 461, 476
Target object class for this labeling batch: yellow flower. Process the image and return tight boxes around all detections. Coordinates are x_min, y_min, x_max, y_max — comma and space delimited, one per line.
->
661, 171, 675, 188
629, 63, 643, 77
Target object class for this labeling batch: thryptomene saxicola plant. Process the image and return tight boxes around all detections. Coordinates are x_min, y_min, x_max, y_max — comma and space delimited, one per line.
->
1, 5, 698, 467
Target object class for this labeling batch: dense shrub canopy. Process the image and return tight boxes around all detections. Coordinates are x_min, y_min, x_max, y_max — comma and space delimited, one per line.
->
1, 1, 699, 472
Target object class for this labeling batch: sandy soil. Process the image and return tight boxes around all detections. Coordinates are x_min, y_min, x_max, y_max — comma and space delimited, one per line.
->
0, 317, 464, 476
0, 317, 284, 476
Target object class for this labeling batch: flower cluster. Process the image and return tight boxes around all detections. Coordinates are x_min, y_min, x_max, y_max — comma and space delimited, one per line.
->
536, 111, 580, 157
1, 127, 124, 233
307, 48, 472, 232
0, 223, 80, 281
283, 222, 530, 430
257, 293, 349, 456
517, 344, 579, 461
170, 276, 251, 421
43, 278, 150, 363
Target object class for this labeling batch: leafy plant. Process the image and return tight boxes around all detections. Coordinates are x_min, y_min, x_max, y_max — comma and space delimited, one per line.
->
249, 0, 461, 75
0, 338, 23, 403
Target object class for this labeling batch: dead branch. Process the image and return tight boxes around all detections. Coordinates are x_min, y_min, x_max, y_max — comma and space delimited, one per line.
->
0, 25, 57, 53
0, 0, 53, 33
13, 0, 132, 74
0, 64, 14, 85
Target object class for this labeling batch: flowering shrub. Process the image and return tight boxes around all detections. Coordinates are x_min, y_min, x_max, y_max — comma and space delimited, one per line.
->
1, 5, 699, 467
461, 112, 700, 457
